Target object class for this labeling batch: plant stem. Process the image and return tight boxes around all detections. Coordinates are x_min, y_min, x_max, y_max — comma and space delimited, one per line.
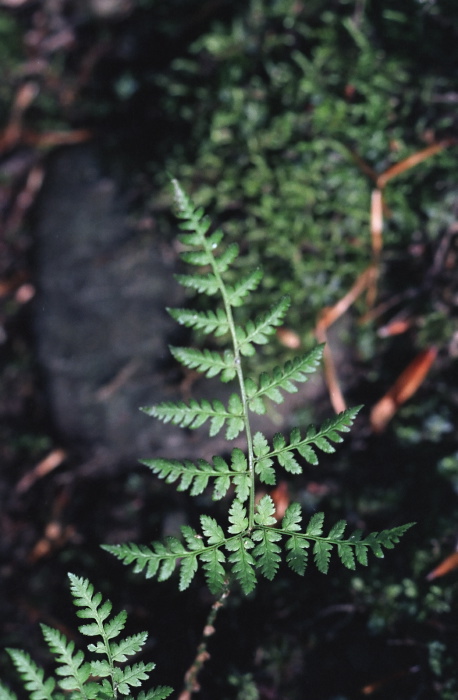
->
178, 581, 230, 699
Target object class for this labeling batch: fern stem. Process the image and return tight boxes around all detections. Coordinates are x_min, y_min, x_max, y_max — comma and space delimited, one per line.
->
198, 225, 256, 530
178, 582, 230, 698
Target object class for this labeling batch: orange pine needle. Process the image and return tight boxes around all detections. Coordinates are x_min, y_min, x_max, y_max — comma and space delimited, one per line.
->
426, 551, 458, 581
16, 448, 67, 493
370, 347, 437, 432
376, 140, 455, 189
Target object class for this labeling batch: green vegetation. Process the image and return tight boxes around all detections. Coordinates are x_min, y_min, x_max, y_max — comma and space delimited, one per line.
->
0, 575, 172, 700
1, 1, 458, 697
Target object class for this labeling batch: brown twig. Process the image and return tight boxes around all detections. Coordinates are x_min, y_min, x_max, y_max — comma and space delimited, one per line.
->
179, 582, 230, 699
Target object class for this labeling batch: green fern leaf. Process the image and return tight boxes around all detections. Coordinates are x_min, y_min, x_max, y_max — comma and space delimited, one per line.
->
214, 242, 239, 273
167, 308, 229, 337
236, 296, 290, 356
142, 397, 244, 439
306, 512, 325, 537
285, 535, 309, 575
158, 556, 177, 582
170, 346, 236, 382
245, 345, 324, 413
6, 649, 56, 700
267, 406, 362, 471
252, 529, 282, 580
179, 554, 199, 591
253, 432, 276, 484
200, 515, 225, 544
113, 661, 155, 695
226, 269, 263, 307
104, 610, 128, 641
0, 685, 17, 700
226, 537, 257, 594
174, 272, 220, 296
281, 502, 302, 532
272, 433, 302, 474
328, 519, 347, 540
337, 542, 356, 570
110, 632, 148, 663
254, 495, 277, 526
180, 249, 213, 266
40, 624, 91, 692
228, 500, 249, 534
181, 525, 204, 552
313, 540, 333, 574
199, 547, 227, 594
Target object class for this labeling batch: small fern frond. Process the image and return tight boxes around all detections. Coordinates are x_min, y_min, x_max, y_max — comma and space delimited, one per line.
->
0, 684, 17, 700
278, 506, 415, 574
112, 662, 155, 695
174, 272, 221, 296
142, 447, 249, 501
226, 536, 257, 594
5, 649, 56, 700
226, 268, 263, 307
137, 688, 175, 700
40, 624, 91, 694
235, 296, 290, 356
142, 395, 245, 439
167, 307, 230, 337
245, 345, 324, 414
3, 577, 172, 700
170, 346, 236, 382
253, 405, 362, 475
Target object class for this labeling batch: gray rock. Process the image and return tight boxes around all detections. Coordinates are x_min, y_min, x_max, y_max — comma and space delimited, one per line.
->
34, 145, 187, 469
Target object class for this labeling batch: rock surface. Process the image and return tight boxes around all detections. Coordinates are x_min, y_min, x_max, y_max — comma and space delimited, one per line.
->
33, 145, 190, 469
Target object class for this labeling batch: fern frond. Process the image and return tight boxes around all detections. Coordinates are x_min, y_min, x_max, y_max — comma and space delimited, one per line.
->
252, 432, 276, 485
40, 624, 91, 693
170, 346, 236, 382
110, 632, 149, 664
142, 448, 249, 501
167, 307, 229, 336
199, 547, 227, 595
245, 345, 324, 414
137, 688, 174, 700
142, 395, 245, 439
213, 242, 239, 273
226, 268, 263, 307
235, 296, 290, 356
112, 661, 155, 695
0, 685, 17, 700
5, 649, 56, 700
226, 536, 257, 594
252, 528, 282, 580
228, 499, 249, 534
174, 272, 221, 296
256, 406, 362, 474
102, 181, 414, 603
285, 535, 310, 575
278, 506, 414, 575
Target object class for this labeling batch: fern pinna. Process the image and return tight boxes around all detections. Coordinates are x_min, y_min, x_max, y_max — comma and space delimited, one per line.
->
1, 574, 172, 700
104, 180, 413, 596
